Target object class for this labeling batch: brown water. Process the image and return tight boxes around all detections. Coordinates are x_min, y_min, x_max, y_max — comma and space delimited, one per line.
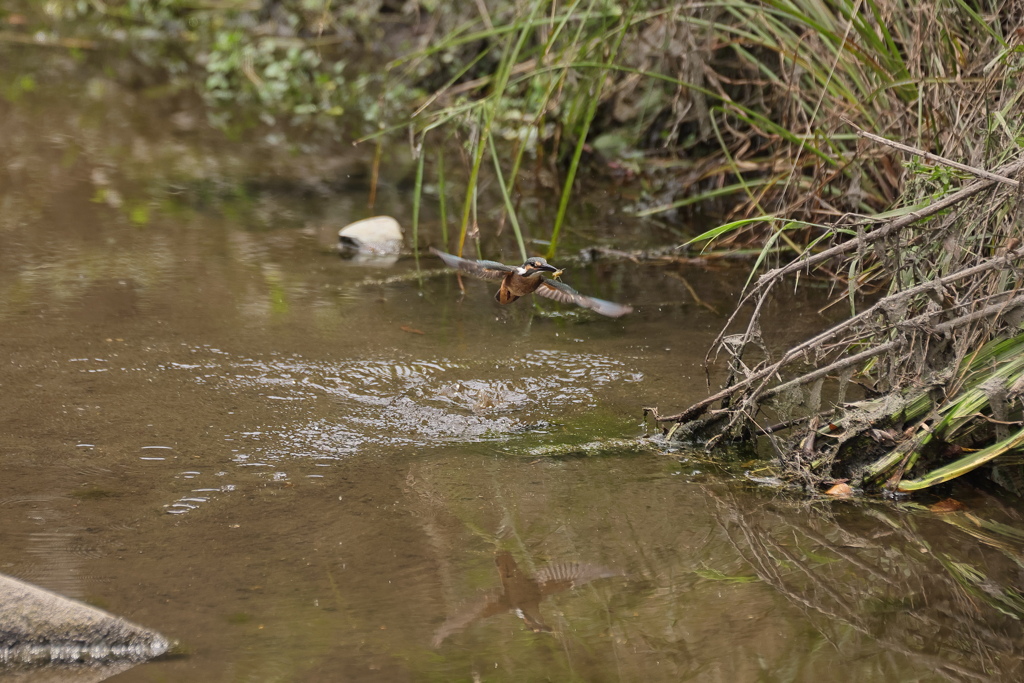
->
2, 50, 1024, 683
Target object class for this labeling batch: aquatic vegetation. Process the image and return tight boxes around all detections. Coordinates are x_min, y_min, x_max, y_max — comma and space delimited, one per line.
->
7, 0, 991, 253
653, 1, 1024, 493
4, 0, 421, 134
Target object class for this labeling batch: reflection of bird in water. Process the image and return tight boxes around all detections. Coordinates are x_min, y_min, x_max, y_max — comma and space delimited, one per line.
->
431, 248, 633, 318
432, 551, 619, 647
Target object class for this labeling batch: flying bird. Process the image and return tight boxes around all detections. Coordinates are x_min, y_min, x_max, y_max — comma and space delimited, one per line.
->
431, 248, 633, 318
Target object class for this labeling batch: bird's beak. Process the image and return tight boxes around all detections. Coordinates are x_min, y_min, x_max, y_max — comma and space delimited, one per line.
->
536, 263, 559, 273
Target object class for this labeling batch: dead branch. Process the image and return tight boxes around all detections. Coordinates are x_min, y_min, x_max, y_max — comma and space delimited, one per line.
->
658, 246, 1024, 422
704, 157, 1024, 367
848, 120, 1021, 188
762, 291, 1024, 403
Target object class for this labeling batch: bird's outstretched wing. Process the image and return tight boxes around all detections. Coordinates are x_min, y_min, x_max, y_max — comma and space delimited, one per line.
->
431, 248, 514, 280
536, 279, 633, 318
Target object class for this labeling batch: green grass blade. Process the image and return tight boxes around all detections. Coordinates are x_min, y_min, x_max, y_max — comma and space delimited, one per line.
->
898, 426, 1024, 491
437, 150, 448, 247
412, 149, 424, 266
547, 0, 636, 259
685, 217, 776, 248
488, 134, 527, 261
456, 0, 546, 255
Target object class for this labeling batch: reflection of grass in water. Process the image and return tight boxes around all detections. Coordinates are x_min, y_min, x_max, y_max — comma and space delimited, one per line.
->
715, 496, 1024, 677
269, 280, 289, 315
693, 566, 758, 584
939, 556, 1024, 620
858, 595, 922, 615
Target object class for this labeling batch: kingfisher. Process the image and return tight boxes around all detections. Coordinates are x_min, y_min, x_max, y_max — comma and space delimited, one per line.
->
431, 248, 633, 318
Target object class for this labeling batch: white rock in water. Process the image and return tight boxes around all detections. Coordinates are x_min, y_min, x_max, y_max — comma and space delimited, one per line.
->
338, 216, 403, 257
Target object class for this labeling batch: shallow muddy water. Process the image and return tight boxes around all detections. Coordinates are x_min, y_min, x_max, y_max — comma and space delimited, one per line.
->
2, 50, 1024, 683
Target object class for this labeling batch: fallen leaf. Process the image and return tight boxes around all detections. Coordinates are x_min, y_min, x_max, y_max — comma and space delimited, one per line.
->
825, 483, 854, 497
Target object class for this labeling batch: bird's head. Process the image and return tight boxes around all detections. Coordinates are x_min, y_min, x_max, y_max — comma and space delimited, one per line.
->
517, 257, 560, 276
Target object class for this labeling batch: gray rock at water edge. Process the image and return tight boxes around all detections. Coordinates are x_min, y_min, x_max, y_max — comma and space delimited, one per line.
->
0, 573, 171, 680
